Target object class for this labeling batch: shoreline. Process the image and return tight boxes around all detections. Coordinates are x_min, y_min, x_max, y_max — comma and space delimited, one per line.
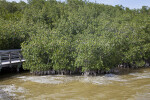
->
0, 65, 150, 76
30, 66, 150, 76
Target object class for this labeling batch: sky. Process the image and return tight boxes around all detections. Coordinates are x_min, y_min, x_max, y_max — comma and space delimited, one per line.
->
7, 0, 150, 9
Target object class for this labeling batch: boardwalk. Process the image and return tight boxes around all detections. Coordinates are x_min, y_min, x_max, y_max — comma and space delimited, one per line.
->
0, 49, 25, 71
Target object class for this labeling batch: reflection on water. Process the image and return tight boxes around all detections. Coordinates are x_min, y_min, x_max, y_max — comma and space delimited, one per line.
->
0, 68, 150, 100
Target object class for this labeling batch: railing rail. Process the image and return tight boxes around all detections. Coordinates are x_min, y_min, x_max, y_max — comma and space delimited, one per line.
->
0, 49, 21, 53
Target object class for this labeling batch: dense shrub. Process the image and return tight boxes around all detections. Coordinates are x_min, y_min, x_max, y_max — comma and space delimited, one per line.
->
1, 0, 150, 74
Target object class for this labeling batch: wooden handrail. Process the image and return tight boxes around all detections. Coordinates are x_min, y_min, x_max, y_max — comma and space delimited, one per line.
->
0, 49, 25, 72
0, 49, 24, 65
0, 49, 21, 53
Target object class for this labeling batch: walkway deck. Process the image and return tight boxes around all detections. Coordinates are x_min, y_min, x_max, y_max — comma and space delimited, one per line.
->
0, 49, 25, 71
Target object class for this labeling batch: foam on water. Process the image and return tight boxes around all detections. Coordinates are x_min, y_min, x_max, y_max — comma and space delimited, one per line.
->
1, 68, 150, 99
129, 71, 150, 79
17, 74, 128, 85
18, 76, 64, 84
79, 74, 127, 85
0, 84, 27, 99
0, 89, 11, 100
18, 75, 75, 84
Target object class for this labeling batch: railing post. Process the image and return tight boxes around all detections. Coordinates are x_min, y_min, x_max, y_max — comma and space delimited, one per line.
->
0, 53, 1, 65
0, 53, 2, 71
19, 51, 21, 62
9, 52, 11, 66
18, 50, 22, 72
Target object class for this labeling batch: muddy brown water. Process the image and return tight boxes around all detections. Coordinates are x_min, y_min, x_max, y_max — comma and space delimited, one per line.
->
0, 68, 150, 100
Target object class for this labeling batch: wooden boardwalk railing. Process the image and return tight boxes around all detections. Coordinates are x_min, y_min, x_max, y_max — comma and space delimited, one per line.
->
0, 49, 25, 71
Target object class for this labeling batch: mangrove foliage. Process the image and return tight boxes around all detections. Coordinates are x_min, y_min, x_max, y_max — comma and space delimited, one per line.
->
0, 0, 150, 74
